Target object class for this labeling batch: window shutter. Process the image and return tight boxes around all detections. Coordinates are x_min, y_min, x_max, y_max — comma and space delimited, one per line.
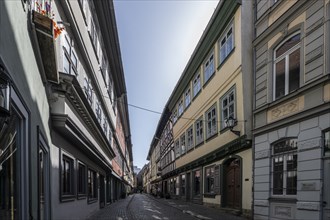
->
214, 165, 220, 194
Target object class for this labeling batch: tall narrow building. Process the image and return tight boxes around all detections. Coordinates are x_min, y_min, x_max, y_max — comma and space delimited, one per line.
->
148, 0, 254, 217
0, 0, 133, 219
253, 0, 330, 219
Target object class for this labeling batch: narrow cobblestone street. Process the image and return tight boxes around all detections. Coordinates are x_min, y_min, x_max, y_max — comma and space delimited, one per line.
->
87, 194, 247, 220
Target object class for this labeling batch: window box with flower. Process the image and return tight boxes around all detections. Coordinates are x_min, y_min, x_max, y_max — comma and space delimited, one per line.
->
31, 0, 65, 84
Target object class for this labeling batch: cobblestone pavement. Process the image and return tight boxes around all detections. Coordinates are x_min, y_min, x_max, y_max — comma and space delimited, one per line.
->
87, 193, 248, 220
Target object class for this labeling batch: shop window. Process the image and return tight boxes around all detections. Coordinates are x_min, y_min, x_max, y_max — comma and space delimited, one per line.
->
61, 153, 75, 200
77, 161, 87, 198
272, 139, 297, 195
193, 170, 201, 196
88, 168, 98, 202
204, 166, 215, 194
181, 174, 186, 196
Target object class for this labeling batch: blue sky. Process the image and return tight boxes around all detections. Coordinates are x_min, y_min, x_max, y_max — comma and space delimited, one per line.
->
114, 0, 219, 169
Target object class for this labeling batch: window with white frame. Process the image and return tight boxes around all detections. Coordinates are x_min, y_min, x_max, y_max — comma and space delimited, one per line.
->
172, 109, 178, 124
272, 139, 297, 196
274, 33, 301, 100
178, 100, 184, 117
204, 51, 215, 83
193, 72, 201, 97
195, 116, 204, 145
84, 76, 93, 105
175, 140, 180, 158
89, 18, 99, 57
206, 105, 217, 139
186, 126, 194, 151
95, 101, 102, 124
204, 166, 215, 193
100, 53, 108, 82
180, 134, 186, 155
219, 24, 234, 64
78, 0, 89, 23
185, 88, 191, 108
103, 118, 108, 135
62, 34, 78, 75
107, 75, 114, 103
220, 87, 236, 129
108, 129, 113, 145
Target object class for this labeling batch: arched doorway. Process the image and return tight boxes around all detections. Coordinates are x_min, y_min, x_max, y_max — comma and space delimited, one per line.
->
223, 158, 241, 209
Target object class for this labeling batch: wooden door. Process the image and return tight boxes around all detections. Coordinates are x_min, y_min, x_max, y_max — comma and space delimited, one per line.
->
224, 159, 241, 209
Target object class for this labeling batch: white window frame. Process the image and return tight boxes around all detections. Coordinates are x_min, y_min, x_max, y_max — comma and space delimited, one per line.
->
193, 72, 201, 97
84, 76, 93, 105
219, 22, 234, 65
220, 87, 236, 130
204, 51, 215, 84
172, 109, 178, 124
95, 101, 102, 124
271, 139, 298, 197
175, 140, 180, 158
62, 34, 78, 75
178, 100, 184, 117
205, 105, 217, 139
185, 87, 191, 108
273, 32, 301, 100
103, 118, 108, 135
180, 134, 186, 155
195, 116, 204, 145
108, 129, 113, 146
186, 126, 194, 151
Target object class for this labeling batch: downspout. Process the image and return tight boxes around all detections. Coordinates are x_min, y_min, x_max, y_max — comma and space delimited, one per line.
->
251, 0, 258, 218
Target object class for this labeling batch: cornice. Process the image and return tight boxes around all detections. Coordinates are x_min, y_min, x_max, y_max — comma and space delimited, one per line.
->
51, 113, 112, 170
162, 135, 251, 179
51, 73, 116, 159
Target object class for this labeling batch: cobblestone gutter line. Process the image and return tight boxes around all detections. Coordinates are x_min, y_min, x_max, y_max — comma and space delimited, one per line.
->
126, 194, 136, 220
146, 195, 209, 220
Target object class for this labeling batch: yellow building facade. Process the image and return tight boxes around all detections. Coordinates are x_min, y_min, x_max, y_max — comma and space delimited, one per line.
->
149, 0, 254, 217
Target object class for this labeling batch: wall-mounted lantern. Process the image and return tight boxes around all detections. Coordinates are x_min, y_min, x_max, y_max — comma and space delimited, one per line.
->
0, 65, 11, 116
0, 65, 11, 131
225, 116, 240, 136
